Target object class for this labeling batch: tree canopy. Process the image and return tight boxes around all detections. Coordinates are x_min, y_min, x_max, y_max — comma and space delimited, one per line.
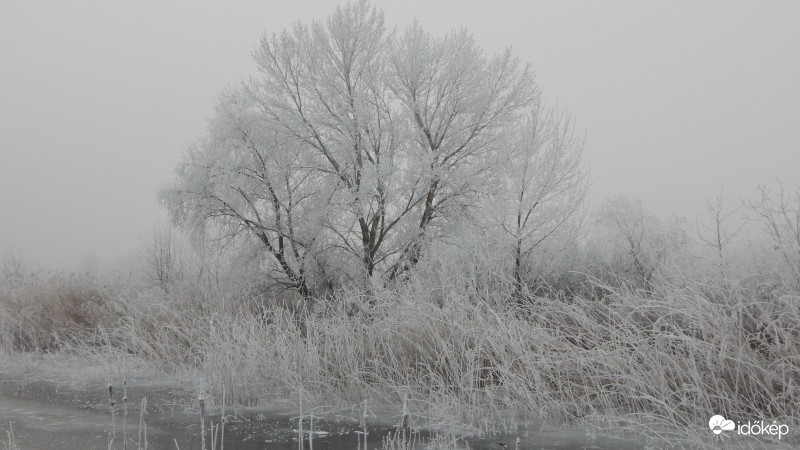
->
161, 1, 586, 298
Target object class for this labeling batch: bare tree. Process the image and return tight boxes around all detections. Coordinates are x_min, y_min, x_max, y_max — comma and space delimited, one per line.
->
162, 1, 574, 299
500, 102, 587, 294
590, 197, 688, 290
746, 179, 800, 288
696, 187, 744, 280
388, 22, 536, 278
245, 1, 435, 290
1, 246, 25, 278
161, 88, 322, 297
140, 224, 185, 291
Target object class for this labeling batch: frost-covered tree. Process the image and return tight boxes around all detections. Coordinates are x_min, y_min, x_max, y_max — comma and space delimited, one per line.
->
161, 1, 580, 298
696, 187, 744, 281
248, 2, 404, 285
161, 88, 326, 297
747, 180, 800, 288
387, 22, 536, 278
497, 101, 587, 293
139, 224, 186, 291
1, 247, 25, 279
587, 197, 688, 290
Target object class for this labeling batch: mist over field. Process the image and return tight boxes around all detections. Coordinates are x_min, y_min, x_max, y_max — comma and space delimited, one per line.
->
1, 1, 799, 449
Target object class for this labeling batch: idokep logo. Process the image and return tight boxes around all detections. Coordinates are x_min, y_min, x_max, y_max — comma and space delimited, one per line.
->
709, 415, 735, 436
708, 415, 790, 440
738, 420, 789, 440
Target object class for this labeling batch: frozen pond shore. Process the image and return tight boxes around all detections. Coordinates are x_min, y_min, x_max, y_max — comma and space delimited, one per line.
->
0, 373, 644, 449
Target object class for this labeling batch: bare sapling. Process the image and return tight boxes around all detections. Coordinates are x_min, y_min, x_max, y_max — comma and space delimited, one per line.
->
696, 187, 744, 280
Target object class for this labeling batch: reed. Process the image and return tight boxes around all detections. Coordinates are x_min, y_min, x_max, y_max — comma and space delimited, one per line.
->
3, 422, 17, 450
108, 382, 116, 449
199, 395, 206, 450
122, 378, 128, 450
220, 386, 225, 450
297, 393, 303, 450
361, 401, 368, 450
138, 397, 148, 450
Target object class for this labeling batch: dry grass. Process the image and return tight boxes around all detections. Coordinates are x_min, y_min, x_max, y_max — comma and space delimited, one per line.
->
0, 274, 111, 352
1, 270, 799, 447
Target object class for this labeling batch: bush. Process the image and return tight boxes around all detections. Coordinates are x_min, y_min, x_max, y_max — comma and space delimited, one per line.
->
0, 274, 111, 352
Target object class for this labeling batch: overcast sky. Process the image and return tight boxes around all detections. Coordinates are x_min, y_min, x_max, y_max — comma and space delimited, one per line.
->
1, 1, 798, 270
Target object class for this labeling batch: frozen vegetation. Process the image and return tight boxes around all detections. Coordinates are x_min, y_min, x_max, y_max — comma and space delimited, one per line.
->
2, 181, 799, 448
1, 2, 800, 448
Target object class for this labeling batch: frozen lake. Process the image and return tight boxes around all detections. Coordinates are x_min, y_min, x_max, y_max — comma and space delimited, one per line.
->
0, 375, 644, 449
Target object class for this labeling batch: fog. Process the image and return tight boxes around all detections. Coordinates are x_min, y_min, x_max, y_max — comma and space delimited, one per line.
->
1, 0, 798, 269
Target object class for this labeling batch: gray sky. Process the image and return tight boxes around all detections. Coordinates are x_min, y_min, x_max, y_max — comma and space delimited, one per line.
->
1, 1, 798, 269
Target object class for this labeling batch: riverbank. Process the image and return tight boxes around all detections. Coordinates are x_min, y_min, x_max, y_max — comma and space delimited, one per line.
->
0, 361, 647, 449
